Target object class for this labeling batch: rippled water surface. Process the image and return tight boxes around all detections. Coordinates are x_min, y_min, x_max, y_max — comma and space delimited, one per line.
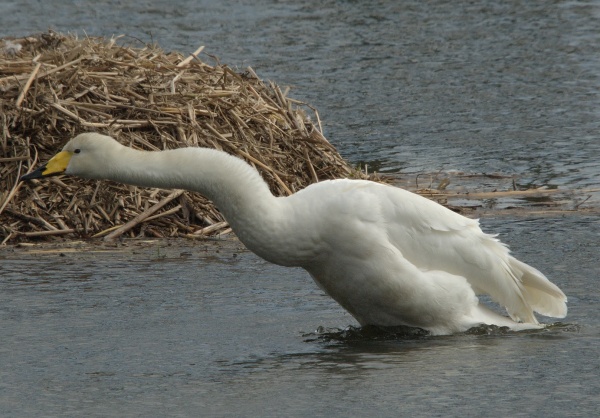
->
1, 1, 600, 417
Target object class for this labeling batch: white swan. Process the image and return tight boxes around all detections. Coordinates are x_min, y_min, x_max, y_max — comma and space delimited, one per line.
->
21, 133, 567, 335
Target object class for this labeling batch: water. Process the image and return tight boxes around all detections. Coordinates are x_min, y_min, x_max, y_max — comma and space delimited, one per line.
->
1, 216, 599, 417
1, 1, 600, 416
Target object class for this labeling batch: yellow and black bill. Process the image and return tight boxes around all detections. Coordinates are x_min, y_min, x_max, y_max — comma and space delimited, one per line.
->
20, 150, 73, 181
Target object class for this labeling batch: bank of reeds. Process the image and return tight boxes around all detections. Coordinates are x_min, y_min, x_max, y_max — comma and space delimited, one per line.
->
0, 31, 371, 243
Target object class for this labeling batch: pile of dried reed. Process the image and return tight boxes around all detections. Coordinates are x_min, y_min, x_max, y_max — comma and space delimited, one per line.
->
0, 31, 369, 243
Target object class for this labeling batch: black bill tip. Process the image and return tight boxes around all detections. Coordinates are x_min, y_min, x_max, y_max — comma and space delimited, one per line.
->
20, 165, 48, 182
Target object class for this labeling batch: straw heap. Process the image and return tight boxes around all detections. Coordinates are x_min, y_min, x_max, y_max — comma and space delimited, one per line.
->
0, 31, 370, 243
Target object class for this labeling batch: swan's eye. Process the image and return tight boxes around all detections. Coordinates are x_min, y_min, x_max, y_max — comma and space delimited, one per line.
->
74, 149, 81, 154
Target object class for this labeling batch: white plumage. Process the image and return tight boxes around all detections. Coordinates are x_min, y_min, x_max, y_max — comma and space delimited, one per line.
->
22, 133, 567, 335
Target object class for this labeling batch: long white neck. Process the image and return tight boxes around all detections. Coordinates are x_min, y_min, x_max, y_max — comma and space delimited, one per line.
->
98, 144, 295, 264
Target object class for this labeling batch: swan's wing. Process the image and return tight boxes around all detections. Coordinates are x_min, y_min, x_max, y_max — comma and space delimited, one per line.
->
376, 183, 566, 322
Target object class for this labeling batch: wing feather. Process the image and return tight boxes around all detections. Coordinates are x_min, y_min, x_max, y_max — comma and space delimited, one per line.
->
376, 184, 566, 321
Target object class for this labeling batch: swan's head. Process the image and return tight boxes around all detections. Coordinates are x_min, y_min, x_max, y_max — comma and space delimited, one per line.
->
20, 133, 122, 181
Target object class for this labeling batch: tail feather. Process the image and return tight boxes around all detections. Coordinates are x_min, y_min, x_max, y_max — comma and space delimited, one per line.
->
510, 258, 568, 319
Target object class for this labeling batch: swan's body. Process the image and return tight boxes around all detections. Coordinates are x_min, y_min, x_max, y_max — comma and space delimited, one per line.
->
22, 133, 567, 335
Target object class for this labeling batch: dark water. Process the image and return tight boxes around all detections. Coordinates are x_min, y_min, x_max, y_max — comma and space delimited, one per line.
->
1, 1, 600, 417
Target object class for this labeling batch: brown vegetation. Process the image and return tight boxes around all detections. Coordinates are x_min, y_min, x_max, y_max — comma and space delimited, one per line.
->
0, 31, 371, 243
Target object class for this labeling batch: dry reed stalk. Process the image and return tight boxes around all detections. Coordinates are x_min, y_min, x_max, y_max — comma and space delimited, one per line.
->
103, 190, 184, 241
0, 31, 371, 243
15, 61, 41, 108
20, 229, 76, 238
